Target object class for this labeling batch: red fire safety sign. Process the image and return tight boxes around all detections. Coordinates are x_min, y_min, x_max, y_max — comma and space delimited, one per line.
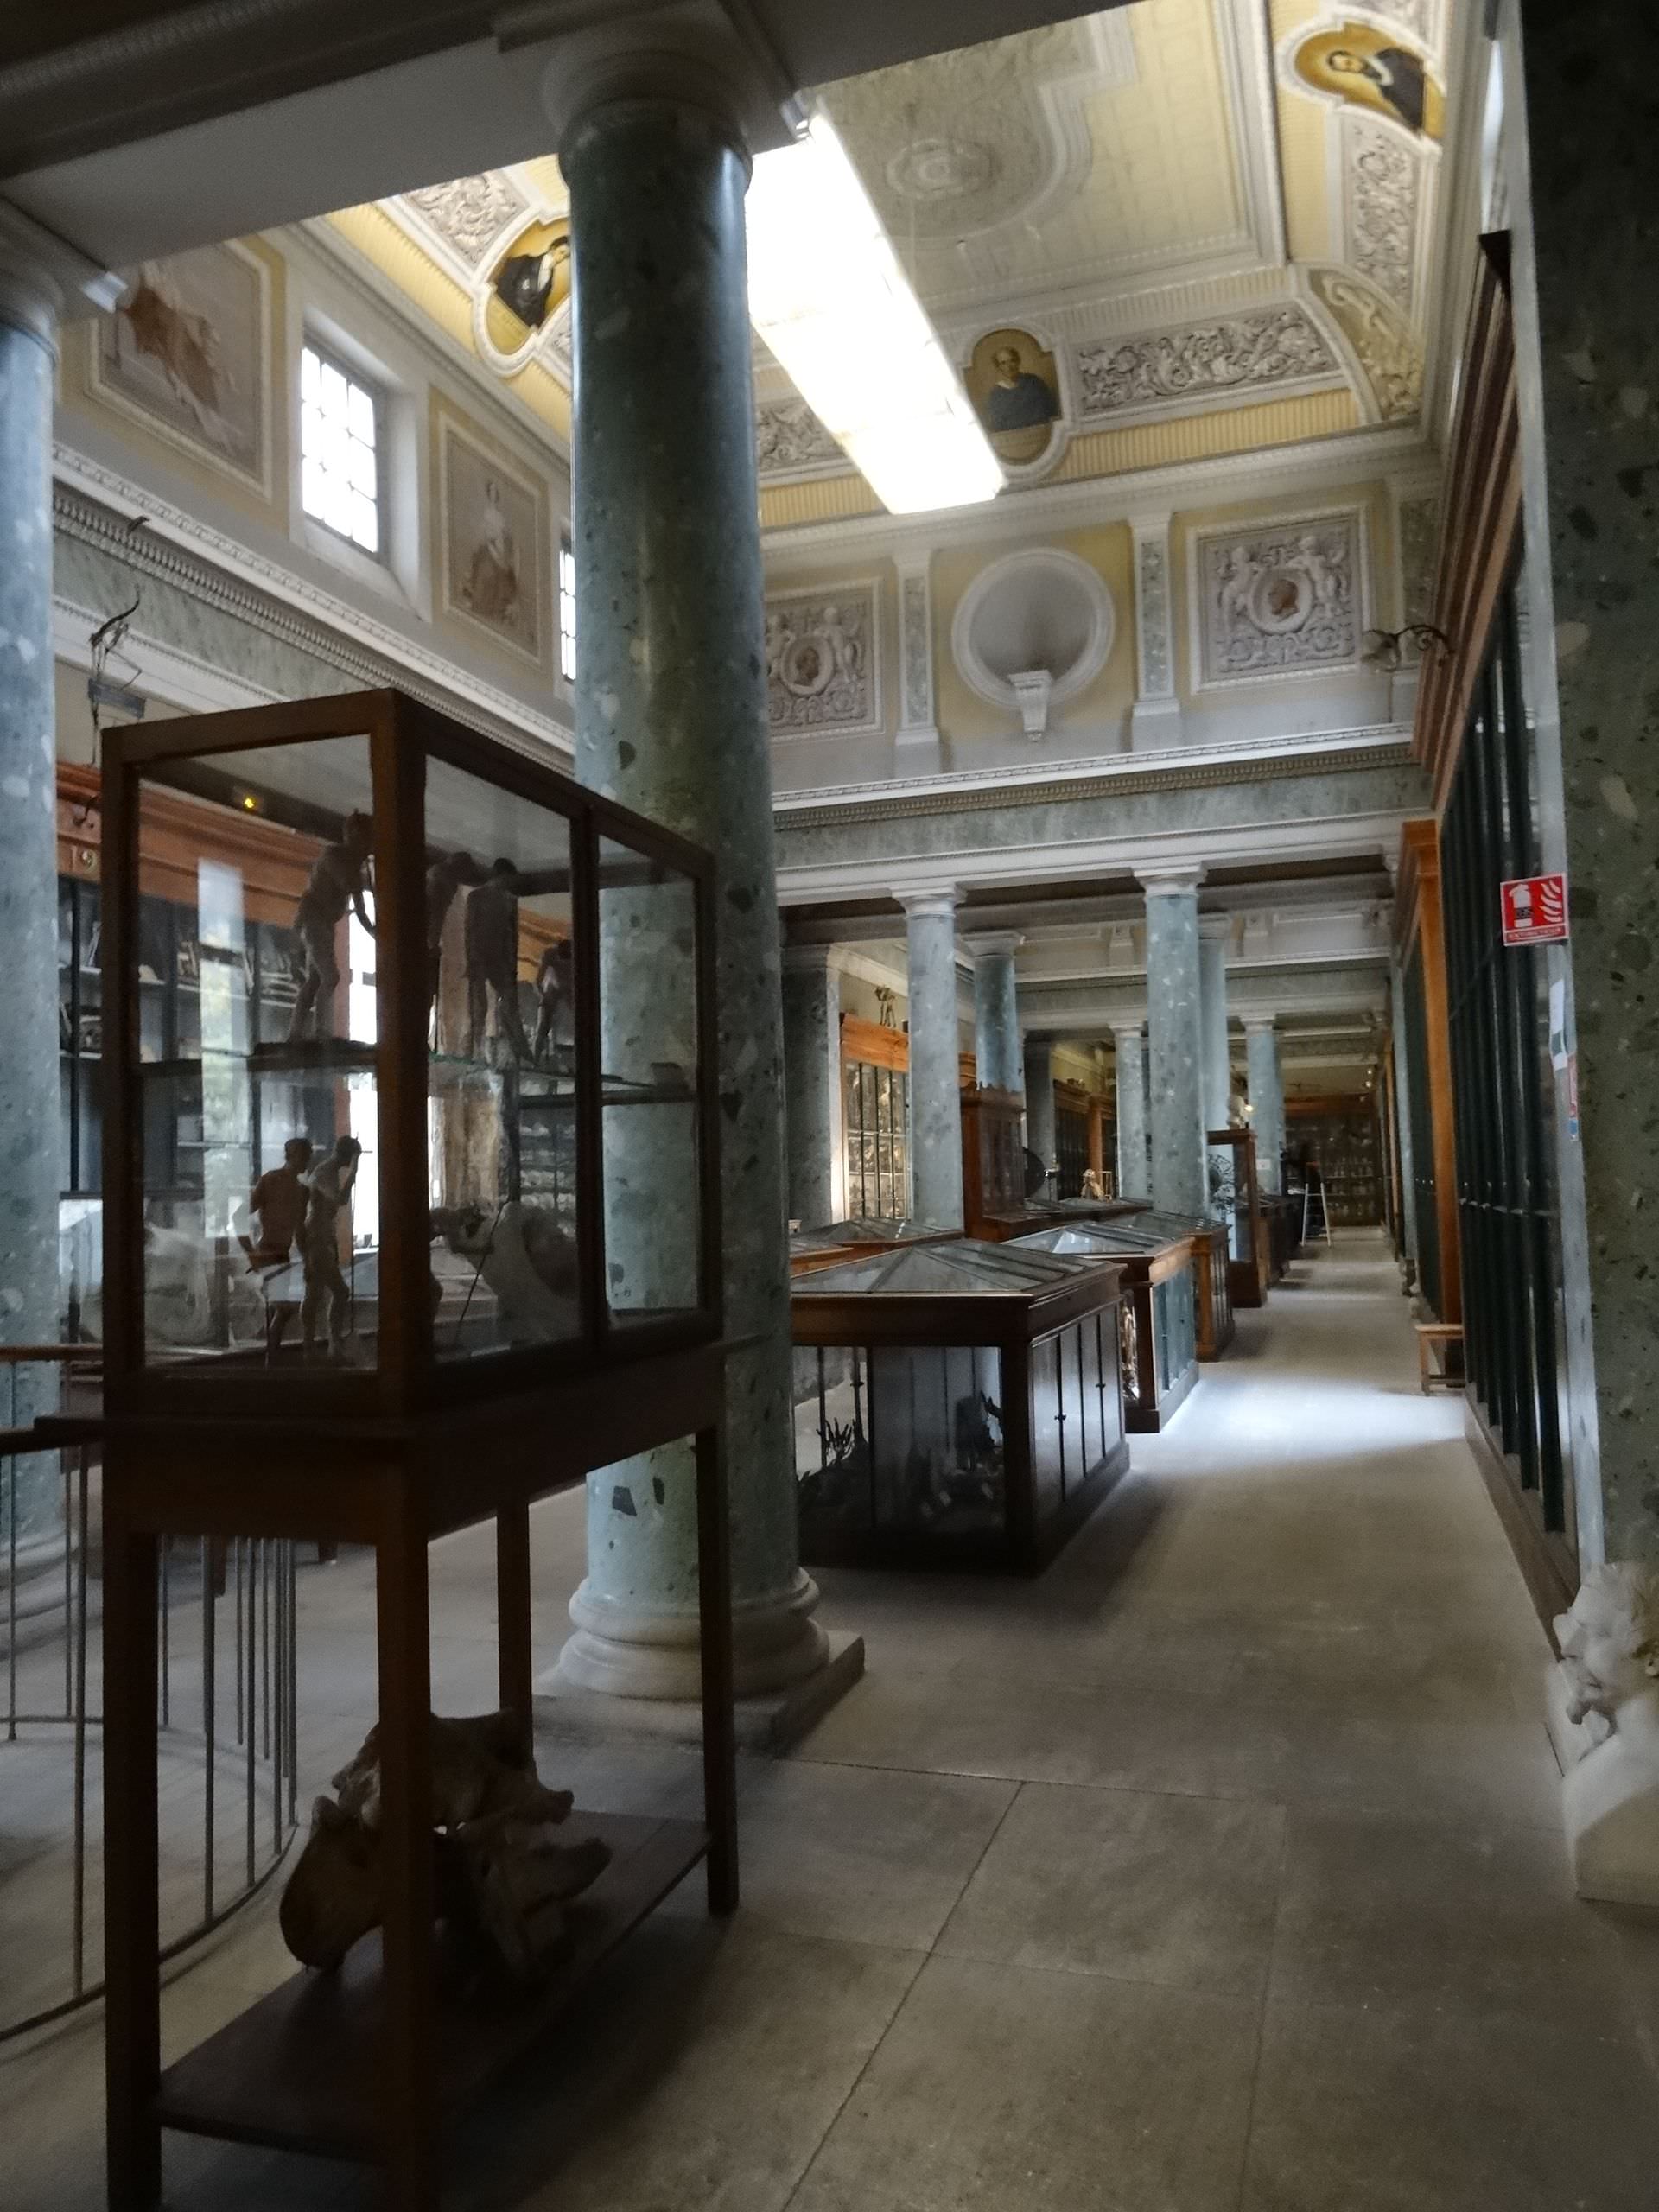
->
1500, 873, 1569, 946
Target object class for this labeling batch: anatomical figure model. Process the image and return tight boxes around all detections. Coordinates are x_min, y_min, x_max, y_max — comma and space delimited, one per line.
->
280, 1710, 610, 1982
425, 848, 488, 1030
532, 937, 575, 1066
301, 1135, 361, 1357
431, 1199, 577, 1344
288, 813, 374, 1042
464, 860, 533, 1063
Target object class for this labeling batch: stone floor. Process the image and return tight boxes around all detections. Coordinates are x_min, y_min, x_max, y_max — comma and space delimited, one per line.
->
7, 1230, 1659, 2209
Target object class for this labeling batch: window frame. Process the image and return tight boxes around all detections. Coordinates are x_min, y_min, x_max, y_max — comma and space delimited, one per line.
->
558, 529, 577, 683
298, 336, 388, 563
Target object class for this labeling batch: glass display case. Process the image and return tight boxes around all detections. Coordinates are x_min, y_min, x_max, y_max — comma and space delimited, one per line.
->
1207, 1127, 1268, 1309
1011, 1220, 1199, 1433
99, 691, 720, 1415
791, 1239, 1127, 1573
962, 1089, 1138, 1240
1127, 1206, 1234, 1361
789, 1217, 960, 1277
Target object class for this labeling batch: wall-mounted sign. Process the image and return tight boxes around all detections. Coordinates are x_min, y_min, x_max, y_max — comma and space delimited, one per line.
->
1500, 873, 1569, 946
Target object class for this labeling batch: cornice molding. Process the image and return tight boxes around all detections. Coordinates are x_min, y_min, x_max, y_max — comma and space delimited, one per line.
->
775, 737, 1416, 833
762, 423, 1429, 566
52, 443, 574, 765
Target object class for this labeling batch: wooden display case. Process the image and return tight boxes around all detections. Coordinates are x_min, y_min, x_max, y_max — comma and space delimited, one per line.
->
791, 1240, 1128, 1574
93, 692, 739, 2212
789, 1217, 961, 1277
1012, 1222, 1199, 1432
1209, 1128, 1269, 1309
1126, 1208, 1234, 1361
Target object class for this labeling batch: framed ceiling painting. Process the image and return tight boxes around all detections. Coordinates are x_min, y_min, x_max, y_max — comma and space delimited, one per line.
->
435, 405, 548, 668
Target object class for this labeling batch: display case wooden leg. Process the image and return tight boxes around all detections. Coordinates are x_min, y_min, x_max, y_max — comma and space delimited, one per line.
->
694, 1421, 738, 1916
374, 1506, 438, 2212
495, 1499, 532, 1745
104, 1516, 162, 2210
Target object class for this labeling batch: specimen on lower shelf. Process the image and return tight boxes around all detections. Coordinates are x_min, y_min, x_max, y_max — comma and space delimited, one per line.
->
279, 1710, 612, 1985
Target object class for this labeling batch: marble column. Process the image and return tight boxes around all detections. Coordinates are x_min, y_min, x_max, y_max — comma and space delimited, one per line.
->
1112, 1023, 1150, 1198
1245, 1019, 1286, 1196
966, 931, 1023, 1096
781, 947, 843, 1229
901, 888, 964, 1229
553, 70, 827, 1699
1198, 913, 1232, 1135
1023, 1038, 1056, 1171
1501, 0, 1656, 1565
1139, 866, 1208, 1218
0, 232, 66, 1589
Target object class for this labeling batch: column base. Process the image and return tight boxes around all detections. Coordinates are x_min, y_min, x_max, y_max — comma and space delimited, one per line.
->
550, 1567, 831, 1700
538, 1630, 864, 1756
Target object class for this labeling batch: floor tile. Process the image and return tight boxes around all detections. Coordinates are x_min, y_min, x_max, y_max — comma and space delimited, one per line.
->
937, 1780, 1284, 1999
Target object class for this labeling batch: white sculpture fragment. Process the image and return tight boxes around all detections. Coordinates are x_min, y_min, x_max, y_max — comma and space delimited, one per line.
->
1553, 1563, 1659, 1906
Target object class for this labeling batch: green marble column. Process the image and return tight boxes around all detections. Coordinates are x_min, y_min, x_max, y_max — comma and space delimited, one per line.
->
901, 889, 964, 1230
1245, 1020, 1285, 1196
1112, 1024, 1148, 1198
966, 931, 1023, 1096
554, 85, 826, 1697
1139, 867, 1208, 1219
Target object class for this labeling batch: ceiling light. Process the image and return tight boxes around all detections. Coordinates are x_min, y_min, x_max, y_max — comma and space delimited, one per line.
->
748, 113, 1004, 516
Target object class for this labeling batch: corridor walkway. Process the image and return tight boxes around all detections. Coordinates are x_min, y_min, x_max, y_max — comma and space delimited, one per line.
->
7, 1232, 1659, 2209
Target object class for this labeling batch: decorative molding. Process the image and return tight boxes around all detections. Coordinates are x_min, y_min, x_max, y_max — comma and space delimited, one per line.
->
755, 396, 846, 482
1343, 111, 1421, 315
51, 444, 573, 761
896, 560, 936, 738
1133, 519, 1175, 700
1396, 487, 1441, 641
1075, 303, 1339, 424
1311, 266, 1423, 423
397, 173, 530, 276
765, 580, 882, 740
53, 595, 275, 716
762, 420, 1427, 562
1192, 507, 1368, 689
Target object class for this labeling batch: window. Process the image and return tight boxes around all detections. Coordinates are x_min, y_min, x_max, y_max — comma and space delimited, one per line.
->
300, 343, 384, 556
558, 531, 576, 681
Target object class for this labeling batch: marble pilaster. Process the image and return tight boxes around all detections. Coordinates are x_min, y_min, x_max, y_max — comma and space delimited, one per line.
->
1112, 1023, 1150, 1199
554, 80, 826, 1699
966, 931, 1023, 1097
781, 947, 844, 1230
901, 888, 964, 1230
1140, 867, 1208, 1218
1023, 1038, 1056, 1171
1130, 513, 1183, 750
1245, 1019, 1286, 1196
1198, 914, 1233, 1134
894, 556, 940, 768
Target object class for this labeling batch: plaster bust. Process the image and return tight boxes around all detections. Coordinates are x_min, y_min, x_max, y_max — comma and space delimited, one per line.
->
1555, 1563, 1659, 1736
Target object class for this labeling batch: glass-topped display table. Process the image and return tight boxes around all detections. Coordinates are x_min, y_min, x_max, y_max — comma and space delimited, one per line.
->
95, 690, 738, 2212
1127, 1206, 1234, 1361
791, 1240, 1127, 1573
789, 1216, 960, 1277
961, 1088, 1143, 1240
1012, 1220, 1200, 1432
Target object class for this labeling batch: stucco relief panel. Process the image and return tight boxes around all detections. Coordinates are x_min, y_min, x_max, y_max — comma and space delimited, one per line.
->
1193, 512, 1366, 688
766, 582, 883, 740
1076, 306, 1338, 422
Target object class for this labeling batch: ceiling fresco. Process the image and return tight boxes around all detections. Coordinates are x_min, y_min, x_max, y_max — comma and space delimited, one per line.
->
324, 0, 1460, 518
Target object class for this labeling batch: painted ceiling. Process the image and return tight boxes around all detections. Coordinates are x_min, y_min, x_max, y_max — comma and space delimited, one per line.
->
323, 0, 1459, 523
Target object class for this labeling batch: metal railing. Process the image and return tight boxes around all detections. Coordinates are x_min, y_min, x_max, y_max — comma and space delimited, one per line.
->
2, 1350, 299, 2042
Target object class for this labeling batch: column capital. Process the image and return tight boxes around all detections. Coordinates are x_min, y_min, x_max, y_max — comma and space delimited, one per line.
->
962, 929, 1023, 962
894, 883, 959, 922
1109, 1020, 1144, 1046
524, 3, 795, 162
1197, 912, 1233, 944
1243, 1014, 1278, 1037
0, 204, 120, 351
1135, 861, 1205, 899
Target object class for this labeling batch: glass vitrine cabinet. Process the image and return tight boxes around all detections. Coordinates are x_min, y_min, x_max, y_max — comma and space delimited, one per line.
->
1125, 1207, 1234, 1361
1012, 1220, 1199, 1432
791, 1239, 1128, 1573
99, 691, 720, 1415
1208, 1127, 1268, 1309
789, 1216, 960, 1277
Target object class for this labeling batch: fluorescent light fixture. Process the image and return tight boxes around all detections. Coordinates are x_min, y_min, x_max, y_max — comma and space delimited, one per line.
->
747, 113, 1004, 516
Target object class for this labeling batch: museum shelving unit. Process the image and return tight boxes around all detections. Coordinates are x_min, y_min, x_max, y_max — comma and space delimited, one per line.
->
961, 1087, 1141, 1241
791, 1239, 1128, 1573
1011, 1220, 1200, 1433
1208, 1127, 1269, 1309
93, 691, 738, 2212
